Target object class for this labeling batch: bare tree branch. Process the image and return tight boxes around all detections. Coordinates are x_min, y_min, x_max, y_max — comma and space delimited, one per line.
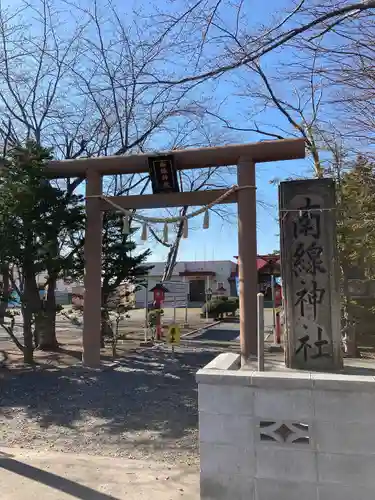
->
134, 1, 375, 87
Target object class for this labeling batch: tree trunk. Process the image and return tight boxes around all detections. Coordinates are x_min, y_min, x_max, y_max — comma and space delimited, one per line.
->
162, 207, 187, 281
101, 308, 113, 347
23, 307, 34, 364
0, 264, 10, 323
35, 279, 58, 350
341, 270, 359, 357
23, 275, 34, 364
100, 290, 113, 348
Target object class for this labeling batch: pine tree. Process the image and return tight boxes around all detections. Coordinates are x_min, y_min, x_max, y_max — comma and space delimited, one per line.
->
0, 141, 84, 362
338, 156, 375, 355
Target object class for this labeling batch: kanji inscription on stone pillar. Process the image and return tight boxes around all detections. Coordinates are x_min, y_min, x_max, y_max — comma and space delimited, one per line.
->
279, 179, 342, 370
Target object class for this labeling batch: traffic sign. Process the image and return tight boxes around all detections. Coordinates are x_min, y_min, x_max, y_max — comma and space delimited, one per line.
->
167, 324, 181, 345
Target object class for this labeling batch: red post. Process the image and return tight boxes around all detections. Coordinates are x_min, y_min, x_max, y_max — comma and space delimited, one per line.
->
151, 284, 167, 341
154, 299, 162, 340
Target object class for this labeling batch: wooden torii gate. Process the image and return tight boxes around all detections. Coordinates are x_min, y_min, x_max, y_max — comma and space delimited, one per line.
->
47, 138, 305, 367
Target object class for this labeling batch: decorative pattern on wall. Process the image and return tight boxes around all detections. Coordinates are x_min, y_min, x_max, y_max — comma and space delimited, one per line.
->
259, 421, 310, 445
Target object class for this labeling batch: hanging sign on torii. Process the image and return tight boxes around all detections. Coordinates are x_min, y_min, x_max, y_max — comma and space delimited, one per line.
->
148, 155, 180, 194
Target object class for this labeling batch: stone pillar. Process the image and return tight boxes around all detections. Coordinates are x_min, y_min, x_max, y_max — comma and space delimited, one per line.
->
237, 158, 257, 363
279, 178, 342, 370
82, 170, 103, 367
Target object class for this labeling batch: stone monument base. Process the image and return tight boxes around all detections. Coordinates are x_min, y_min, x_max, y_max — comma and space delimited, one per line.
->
197, 352, 375, 500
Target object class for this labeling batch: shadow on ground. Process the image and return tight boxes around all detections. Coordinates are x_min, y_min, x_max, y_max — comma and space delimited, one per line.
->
0, 457, 120, 500
0, 348, 216, 455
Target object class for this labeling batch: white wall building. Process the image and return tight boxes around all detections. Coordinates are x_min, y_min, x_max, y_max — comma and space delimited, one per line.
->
36, 274, 83, 305
6, 260, 238, 307
135, 260, 238, 306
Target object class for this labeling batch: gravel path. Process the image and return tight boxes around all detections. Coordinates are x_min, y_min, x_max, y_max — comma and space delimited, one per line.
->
0, 345, 221, 466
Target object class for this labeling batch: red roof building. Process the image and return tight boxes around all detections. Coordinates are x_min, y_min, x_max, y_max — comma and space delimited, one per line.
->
233, 254, 281, 300
234, 254, 280, 272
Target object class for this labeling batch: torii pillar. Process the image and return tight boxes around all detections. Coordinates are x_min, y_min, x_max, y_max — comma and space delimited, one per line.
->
82, 170, 103, 367
237, 158, 258, 362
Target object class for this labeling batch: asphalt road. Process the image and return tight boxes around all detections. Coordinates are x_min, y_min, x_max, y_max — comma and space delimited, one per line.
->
192, 309, 275, 342
0, 308, 276, 344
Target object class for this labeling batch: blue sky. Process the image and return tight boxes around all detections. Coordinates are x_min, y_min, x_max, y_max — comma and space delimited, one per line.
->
8, 0, 364, 263
136, 0, 313, 262
82, 0, 313, 262
10, 0, 313, 263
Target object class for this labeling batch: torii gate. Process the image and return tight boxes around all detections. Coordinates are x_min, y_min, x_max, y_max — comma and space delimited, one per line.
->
47, 138, 305, 367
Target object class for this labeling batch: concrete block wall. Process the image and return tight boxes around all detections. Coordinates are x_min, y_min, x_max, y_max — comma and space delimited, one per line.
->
196, 353, 375, 500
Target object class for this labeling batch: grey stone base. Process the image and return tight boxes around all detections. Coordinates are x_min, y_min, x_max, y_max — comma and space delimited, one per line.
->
197, 353, 375, 500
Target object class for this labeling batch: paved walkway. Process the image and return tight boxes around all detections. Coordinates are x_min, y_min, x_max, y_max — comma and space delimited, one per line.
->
0, 448, 199, 499
188, 312, 274, 343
